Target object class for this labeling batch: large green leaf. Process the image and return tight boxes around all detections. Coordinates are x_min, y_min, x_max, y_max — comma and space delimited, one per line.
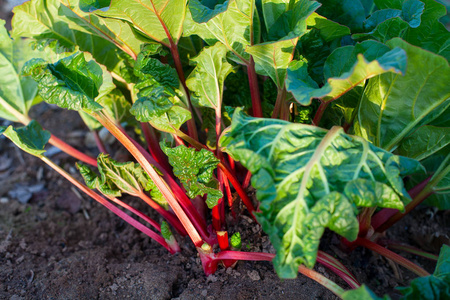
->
0, 21, 44, 122
261, 0, 321, 41
186, 43, 234, 110
184, 0, 258, 64
11, 0, 128, 71
398, 245, 450, 299
23, 52, 115, 113
397, 126, 450, 161
287, 41, 407, 105
161, 143, 223, 208
316, 0, 366, 31
354, 38, 450, 156
89, 0, 187, 47
246, 38, 297, 89
1, 121, 50, 157
220, 108, 421, 278
305, 12, 351, 42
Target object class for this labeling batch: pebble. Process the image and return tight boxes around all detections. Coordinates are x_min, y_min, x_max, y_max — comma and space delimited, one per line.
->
247, 270, 261, 281
0, 197, 9, 204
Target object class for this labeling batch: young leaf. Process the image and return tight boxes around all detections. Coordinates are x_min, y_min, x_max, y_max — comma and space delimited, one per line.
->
246, 38, 297, 89
354, 38, 450, 156
1, 121, 50, 157
161, 143, 223, 208
186, 43, 234, 110
184, 0, 258, 64
77, 163, 122, 197
22, 52, 115, 113
398, 245, 450, 299
287, 41, 407, 105
220, 108, 421, 278
90, 0, 187, 47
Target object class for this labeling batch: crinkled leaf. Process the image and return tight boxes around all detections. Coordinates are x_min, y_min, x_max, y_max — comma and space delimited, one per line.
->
342, 285, 390, 300
262, 0, 321, 41
95, 154, 166, 206
23, 52, 115, 113
186, 43, 234, 110
89, 0, 187, 47
220, 109, 421, 278
306, 12, 351, 42
0, 21, 44, 122
1, 121, 50, 157
11, 0, 130, 71
130, 86, 191, 134
246, 38, 297, 89
77, 163, 122, 197
287, 41, 406, 105
398, 245, 450, 299
184, 0, 258, 63
316, 0, 366, 31
161, 143, 223, 208
354, 38, 450, 156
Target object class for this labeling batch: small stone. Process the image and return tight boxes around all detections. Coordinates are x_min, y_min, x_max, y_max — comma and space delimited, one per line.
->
247, 270, 260, 281
109, 283, 119, 292
201, 290, 208, 297
0, 197, 9, 204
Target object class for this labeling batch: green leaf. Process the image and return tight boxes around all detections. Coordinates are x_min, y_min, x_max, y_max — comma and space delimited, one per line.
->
353, 17, 410, 43
397, 126, 450, 161
1, 120, 50, 157
186, 43, 234, 110
130, 86, 191, 134
287, 41, 407, 105
11, 0, 130, 71
161, 143, 223, 208
184, 0, 258, 63
160, 221, 173, 240
246, 38, 297, 89
316, 0, 366, 31
0, 21, 44, 122
230, 232, 242, 249
398, 245, 450, 299
306, 13, 351, 42
262, 0, 321, 41
354, 38, 450, 155
220, 108, 421, 278
342, 285, 390, 300
77, 163, 122, 197
22, 52, 114, 113
404, 0, 450, 61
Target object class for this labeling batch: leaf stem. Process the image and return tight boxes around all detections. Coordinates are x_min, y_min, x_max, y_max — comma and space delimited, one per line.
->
40, 156, 175, 253
247, 57, 263, 117
377, 240, 439, 261
48, 134, 97, 167
140, 122, 172, 174
94, 112, 204, 247
356, 238, 430, 277
272, 88, 288, 120
93, 130, 108, 154
317, 251, 360, 289
312, 101, 329, 126
298, 265, 346, 298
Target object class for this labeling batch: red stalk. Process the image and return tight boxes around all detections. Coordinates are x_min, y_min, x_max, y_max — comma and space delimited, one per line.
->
298, 265, 345, 298
317, 251, 360, 289
140, 122, 172, 174
217, 231, 229, 250
356, 238, 430, 277
247, 57, 263, 117
138, 192, 187, 236
358, 207, 376, 238
49, 134, 97, 167
243, 171, 252, 189
41, 156, 176, 253
223, 177, 235, 217
93, 130, 108, 154
312, 101, 329, 126
107, 195, 161, 232
94, 112, 204, 247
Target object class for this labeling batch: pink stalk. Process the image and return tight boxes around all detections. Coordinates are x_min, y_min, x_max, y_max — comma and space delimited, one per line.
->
378, 240, 439, 261
317, 251, 360, 289
243, 171, 252, 189
49, 134, 97, 167
247, 57, 263, 117
312, 101, 329, 126
41, 157, 176, 253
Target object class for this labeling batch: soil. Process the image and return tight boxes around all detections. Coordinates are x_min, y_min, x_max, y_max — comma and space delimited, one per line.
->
1, 4, 449, 300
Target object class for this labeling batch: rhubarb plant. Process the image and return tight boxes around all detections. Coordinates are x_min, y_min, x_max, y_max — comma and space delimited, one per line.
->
1, 0, 449, 298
